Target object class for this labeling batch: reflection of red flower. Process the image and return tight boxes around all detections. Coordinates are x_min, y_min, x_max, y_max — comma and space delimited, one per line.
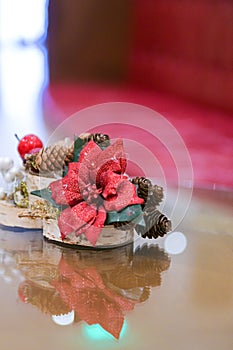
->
50, 139, 144, 245
52, 256, 136, 339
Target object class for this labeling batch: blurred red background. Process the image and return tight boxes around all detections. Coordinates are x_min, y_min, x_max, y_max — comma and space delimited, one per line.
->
43, 0, 233, 190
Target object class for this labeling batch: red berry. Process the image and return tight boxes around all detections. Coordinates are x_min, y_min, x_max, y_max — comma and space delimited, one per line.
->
28, 147, 42, 155
16, 134, 43, 159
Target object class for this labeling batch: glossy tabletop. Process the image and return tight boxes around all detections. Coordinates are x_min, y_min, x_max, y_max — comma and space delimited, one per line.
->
0, 188, 232, 350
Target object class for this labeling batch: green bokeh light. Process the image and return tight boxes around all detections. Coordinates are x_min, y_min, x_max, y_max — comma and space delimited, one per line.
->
82, 320, 128, 342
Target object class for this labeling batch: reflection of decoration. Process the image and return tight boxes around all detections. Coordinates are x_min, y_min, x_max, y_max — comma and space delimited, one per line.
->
17, 242, 170, 339
0, 250, 19, 284
52, 256, 135, 339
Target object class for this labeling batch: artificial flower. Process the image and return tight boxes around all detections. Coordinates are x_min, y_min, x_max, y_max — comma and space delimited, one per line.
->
49, 139, 144, 245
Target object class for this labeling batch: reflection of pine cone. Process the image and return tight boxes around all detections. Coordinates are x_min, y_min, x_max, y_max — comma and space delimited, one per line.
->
132, 177, 164, 207
106, 267, 156, 303
139, 286, 151, 303
108, 266, 161, 290
105, 245, 170, 302
132, 245, 171, 274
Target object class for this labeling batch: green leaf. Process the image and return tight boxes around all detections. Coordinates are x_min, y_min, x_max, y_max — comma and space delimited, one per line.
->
105, 204, 143, 225
73, 137, 85, 162
30, 188, 67, 210
62, 165, 68, 177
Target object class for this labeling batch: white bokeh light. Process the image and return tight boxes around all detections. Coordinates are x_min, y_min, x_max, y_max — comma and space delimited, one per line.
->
164, 231, 187, 255
52, 311, 75, 326
0, 0, 48, 43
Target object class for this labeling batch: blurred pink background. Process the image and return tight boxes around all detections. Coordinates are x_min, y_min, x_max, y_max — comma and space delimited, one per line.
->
0, 0, 232, 189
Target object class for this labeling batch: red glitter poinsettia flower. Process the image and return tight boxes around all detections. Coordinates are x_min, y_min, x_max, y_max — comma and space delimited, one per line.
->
51, 256, 136, 339
49, 139, 144, 245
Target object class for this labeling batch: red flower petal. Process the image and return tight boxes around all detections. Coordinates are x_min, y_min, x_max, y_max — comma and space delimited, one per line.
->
49, 179, 67, 205
79, 140, 100, 163
100, 139, 126, 172
78, 139, 127, 188
62, 163, 83, 205
95, 139, 127, 185
84, 206, 106, 246
96, 160, 123, 185
52, 138, 143, 245
58, 202, 96, 239
58, 202, 106, 245
50, 162, 83, 206
58, 207, 78, 239
78, 140, 102, 185
100, 171, 123, 199
104, 180, 144, 212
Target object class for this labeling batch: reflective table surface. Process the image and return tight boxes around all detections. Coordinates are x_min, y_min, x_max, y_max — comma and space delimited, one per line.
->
0, 188, 232, 350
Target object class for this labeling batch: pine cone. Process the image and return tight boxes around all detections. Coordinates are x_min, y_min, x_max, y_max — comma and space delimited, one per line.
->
132, 177, 152, 199
25, 133, 110, 176
135, 208, 171, 239
79, 132, 110, 148
35, 141, 72, 176
132, 177, 164, 207
132, 245, 171, 274
64, 143, 74, 164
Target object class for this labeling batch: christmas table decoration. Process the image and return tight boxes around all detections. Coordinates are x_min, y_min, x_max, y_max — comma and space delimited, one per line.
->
0, 132, 171, 248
